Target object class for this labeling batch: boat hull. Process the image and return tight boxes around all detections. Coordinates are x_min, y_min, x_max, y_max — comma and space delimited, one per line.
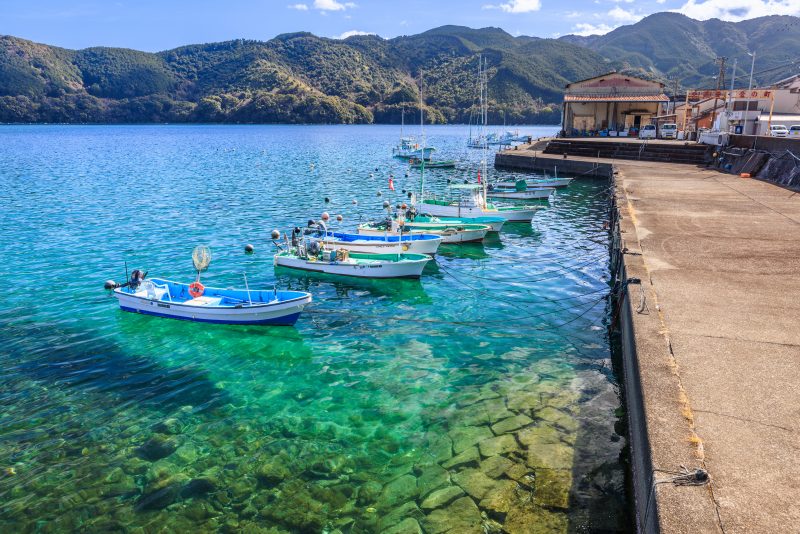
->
357, 226, 488, 244
274, 254, 430, 279
113, 289, 310, 326
413, 216, 505, 232
487, 188, 553, 200
318, 235, 441, 255
420, 202, 540, 222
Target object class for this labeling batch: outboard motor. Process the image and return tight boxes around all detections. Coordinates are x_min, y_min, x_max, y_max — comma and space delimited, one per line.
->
129, 269, 146, 290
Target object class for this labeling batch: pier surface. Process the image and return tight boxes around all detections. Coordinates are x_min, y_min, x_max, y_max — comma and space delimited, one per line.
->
498, 145, 800, 532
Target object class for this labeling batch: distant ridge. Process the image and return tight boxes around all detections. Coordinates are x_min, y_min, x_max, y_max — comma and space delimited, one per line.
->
1, 14, 798, 124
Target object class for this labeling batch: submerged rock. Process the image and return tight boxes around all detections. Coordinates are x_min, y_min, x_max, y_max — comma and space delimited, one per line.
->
490, 414, 533, 435
357, 480, 383, 505
256, 460, 290, 486
503, 504, 568, 534
378, 474, 418, 509
137, 434, 178, 461
420, 485, 464, 511
382, 517, 422, 534
422, 496, 483, 534
452, 469, 498, 500
415, 463, 449, 498
526, 443, 574, 470
449, 426, 493, 454
478, 479, 518, 515
479, 455, 515, 479
478, 434, 518, 457
378, 501, 424, 531
152, 417, 183, 435
535, 407, 578, 432
534, 468, 572, 510
442, 446, 479, 470
516, 424, 562, 447
134, 482, 182, 511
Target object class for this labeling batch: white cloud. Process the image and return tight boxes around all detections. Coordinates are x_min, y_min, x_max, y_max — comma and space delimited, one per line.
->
335, 30, 375, 39
656, 0, 666, 3
287, 3, 308, 9
565, 10, 583, 18
611, 0, 635, 3
571, 22, 616, 36
313, 0, 356, 11
676, 0, 800, 21
608, 6, 643, 22
482, 0, 541, 13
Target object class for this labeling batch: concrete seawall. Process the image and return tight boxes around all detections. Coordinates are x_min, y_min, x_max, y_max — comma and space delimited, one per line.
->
497, 144, 800, 532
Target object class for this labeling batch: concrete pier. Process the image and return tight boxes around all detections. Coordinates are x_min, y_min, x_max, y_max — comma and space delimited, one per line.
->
496, 143, 800, 532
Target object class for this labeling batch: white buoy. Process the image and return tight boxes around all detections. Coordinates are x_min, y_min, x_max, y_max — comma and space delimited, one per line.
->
352, 199, 358, 205
336, 214, 343, 222
321, 212, 330, 221
245, 244, 255, 253
104, 280, 116, 290
270, 230, 280, 240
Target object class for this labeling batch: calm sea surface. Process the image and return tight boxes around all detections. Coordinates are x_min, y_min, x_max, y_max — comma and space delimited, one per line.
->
0, 125, 627, 533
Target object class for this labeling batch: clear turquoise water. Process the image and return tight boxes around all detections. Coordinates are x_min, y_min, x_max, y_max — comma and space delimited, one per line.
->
0, 125, 626, 533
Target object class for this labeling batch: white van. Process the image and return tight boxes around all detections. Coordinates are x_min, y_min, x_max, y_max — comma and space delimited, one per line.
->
660, 123, 678, 139
789, 125, 800, 138
770, 125, 789, 137
639, 124, 657, 139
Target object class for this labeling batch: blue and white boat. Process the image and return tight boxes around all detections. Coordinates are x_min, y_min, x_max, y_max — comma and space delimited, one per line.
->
113, 277, 311, 326
312, 228, 442, 255
393, 137, 435, 160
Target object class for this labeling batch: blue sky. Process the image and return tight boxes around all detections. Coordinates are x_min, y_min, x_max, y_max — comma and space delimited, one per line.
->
1, 0, 799, 51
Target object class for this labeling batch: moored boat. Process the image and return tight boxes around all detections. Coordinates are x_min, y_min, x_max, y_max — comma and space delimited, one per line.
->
487, 181, 555, 200
112, 276, 311, 326
357, 220, 490, 244
419, 184, 543, 222
274, 249, 431, 279
408, 157, 455, 169
109, 246, 311, 326
412, 214, 505, 232
311, 228, 442, 255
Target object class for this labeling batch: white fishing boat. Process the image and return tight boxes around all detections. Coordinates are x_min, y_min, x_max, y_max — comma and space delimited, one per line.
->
312, 228, 442, 255
274, 249, 431, 279
420, 185, 542, 222
357, 219, 490, 244
412, 214, 505, 232
110, 247, 311, 326
487, 180, 555, 200
392, 108, 435, 159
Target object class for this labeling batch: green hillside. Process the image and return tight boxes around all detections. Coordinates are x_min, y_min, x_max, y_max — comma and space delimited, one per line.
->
2, 14, 797, 124
0, 26, 610, 124
561, 13, 800, 89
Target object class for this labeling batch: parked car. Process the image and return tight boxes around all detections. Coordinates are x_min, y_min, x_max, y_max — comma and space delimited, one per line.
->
769, 125, 789, 137
639, 124, 657, 139
660, 123, 678, 139
789, 125, 800, 138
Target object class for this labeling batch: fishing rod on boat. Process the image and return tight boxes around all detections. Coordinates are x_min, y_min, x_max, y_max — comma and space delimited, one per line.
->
105, 260, 148, 290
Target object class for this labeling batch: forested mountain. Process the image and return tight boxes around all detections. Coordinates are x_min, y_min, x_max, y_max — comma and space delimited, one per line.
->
1, 14, 798, 124
560, 13, 800, 88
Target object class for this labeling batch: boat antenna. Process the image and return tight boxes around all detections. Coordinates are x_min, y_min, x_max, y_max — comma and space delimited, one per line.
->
192, 245, 212, 283
124, 260, 129, 285
243, 272, 253, 305
401, 105, 404, 139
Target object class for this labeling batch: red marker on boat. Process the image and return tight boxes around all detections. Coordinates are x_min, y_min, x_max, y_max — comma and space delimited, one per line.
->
389, 177, 395, 191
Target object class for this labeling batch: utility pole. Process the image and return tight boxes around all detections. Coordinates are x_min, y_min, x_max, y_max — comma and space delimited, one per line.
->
672, 78, 679, 115
744, 51, 756, 135
710, 56, 726, 130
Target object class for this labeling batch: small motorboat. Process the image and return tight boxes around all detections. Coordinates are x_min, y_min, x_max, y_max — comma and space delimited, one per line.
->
110, 247, 311, 326
273, 226, 431, 278
408, 157, 456, 169
487, 180, 555, 200
393, 137, 435, 160
411, 215, 505, 232
274, 246, 431, 279
309, 227, 442, 255
357, 219, 490, 244
418, 184, 543, 222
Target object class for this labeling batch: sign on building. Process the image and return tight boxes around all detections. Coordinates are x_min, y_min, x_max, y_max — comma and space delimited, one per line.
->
687, 89, 774, 101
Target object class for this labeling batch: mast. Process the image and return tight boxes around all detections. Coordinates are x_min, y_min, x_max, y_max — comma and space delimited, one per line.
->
400, 106, 404, 139
481, 56, 488, 206
419, 73, 426, 203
